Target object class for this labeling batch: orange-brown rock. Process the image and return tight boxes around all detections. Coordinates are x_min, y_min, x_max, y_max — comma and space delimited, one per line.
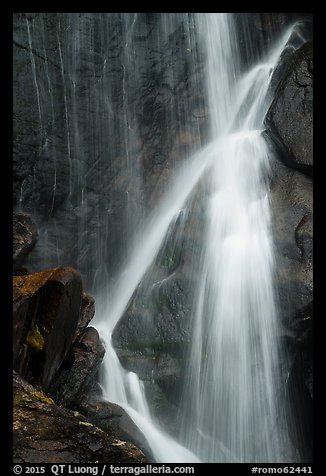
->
13, 267, 82, 390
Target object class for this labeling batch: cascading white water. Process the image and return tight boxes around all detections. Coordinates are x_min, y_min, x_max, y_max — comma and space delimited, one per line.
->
94, 141, 220, 463
94, 13, 299, 463
177, 14, 289, 463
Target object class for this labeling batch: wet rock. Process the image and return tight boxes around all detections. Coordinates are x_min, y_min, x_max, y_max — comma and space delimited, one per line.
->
13, 267, 83, 390
112, 268, 193, 410
117, 349, 180, 381
112, 187, 205, 409
265, 37, 313, 442
13, 372, 147, 463
270, 155, 313, 457
112, 271, 192, 356
48, 327, 105, 407
265, 41, 313, 175
270, 159, 312, 330
13, 213, 38, 270
78, 400, 152, 460
13, 13, 206, 288
74, 293, 96, 341
285, 343, 313, 462
116, 349, 182, 403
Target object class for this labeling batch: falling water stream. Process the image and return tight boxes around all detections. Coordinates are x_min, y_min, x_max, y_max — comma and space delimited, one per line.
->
93, 14, 299, 463
15, 12, 308, 464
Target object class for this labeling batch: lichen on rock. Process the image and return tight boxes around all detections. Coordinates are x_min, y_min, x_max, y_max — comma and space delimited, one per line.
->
31, 390, 55, 405
26, 325, 45, 352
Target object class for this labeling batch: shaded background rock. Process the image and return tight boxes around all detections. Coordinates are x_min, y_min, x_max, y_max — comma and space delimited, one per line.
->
264, 27, 313, 461
270, 160, 313, 329
13, 13, 207, 289
13, 372, 147, 463
265, 41, 313, 176
112, 189, 206, 407
13, 213, 38, 270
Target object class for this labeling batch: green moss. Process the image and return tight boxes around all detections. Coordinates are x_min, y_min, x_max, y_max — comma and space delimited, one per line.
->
26, 324, 45, 352
31, 390, 54, 405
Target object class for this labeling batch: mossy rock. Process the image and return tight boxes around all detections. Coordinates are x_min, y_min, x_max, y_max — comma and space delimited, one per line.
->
30, 390, 54, 405
26, 325, 45, 352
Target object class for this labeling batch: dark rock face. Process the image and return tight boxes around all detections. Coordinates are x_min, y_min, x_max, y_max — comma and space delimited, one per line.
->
13, 13, 207, 288
78, 400, 153, 460
13, 372, 147, 463
265, 41, 313, 175
13, 213, 38, 270
270, 160, 313, 329
112, 271, 192, 406
113, 271, 192, 353
74, 293, 96, 341
48, 326, 105, 407
264, 39, 313, 420
284, 338, 313, 462
13, 267, 83, 390
112, 191, 205, 404
265, 36, 313, 461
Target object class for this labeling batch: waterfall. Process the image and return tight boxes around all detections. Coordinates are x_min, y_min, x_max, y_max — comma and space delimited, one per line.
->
177, 14, 292, 463
94, 14, 298, 463
14, 12, 308, 464
93, 141, 220, 463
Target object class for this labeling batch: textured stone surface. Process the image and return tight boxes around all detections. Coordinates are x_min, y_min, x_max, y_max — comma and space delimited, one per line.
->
13, 13, 206, 287
74, 293, 96, 341
13, 213, 38, 270
13, 267, 82, 390
112, 187, 204, 357
270, 159, 312, 330
265, 41, 313, 175
269, 154, 313, 463
13, 372, 147, 463
78, 400, 153, 460
48, 327, 105, 407
113, 273, 191, 351
112, 188, 206, 408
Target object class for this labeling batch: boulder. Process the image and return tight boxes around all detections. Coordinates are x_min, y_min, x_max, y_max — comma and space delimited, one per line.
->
74, 293, 96, 341
78, 400, 153, 460
13, 372, 147, 463
13, 213, 37, 270
265, 35, 313, 458
13, 267, 83, 390
269, 159, 312, 331
265, 41, 313, 175
112, 270, 192, 358
116, 349, 182, 403
48, 327, 105, 407
112, 187, 205, 409
269, 156, 313, 460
